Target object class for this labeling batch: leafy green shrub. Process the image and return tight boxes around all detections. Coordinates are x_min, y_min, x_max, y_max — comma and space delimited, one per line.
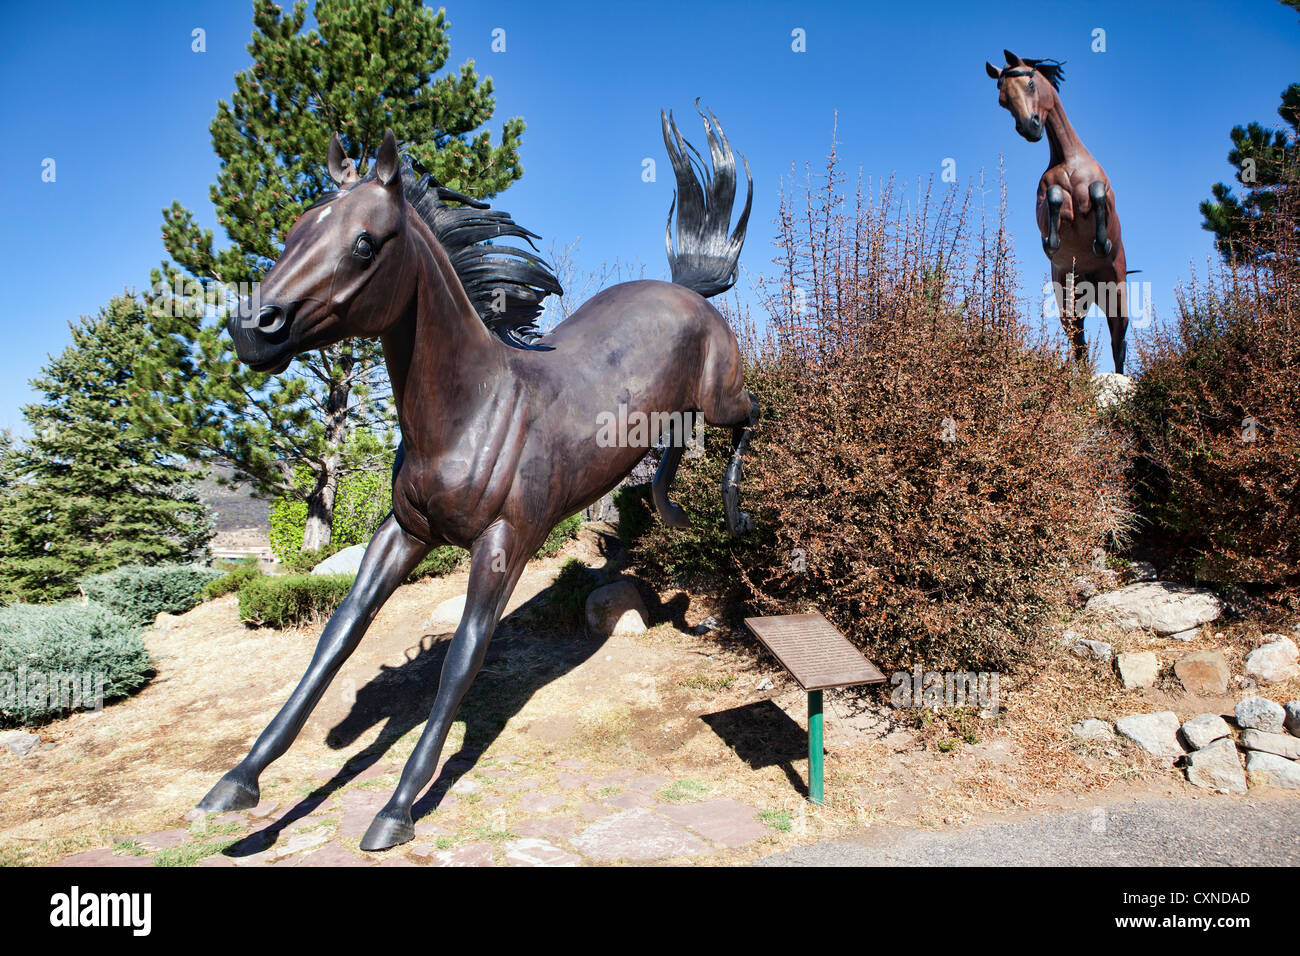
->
535, 514, 582, 558
408, 545, 468, 582
237, 574, 355, 628
79, 564, 223, 625
281, 540, 351, 574
269, 436, 396, 564
545, 558, 597, 629
202, 556, 263, 600
0, 602, 152, 726
612, 483, 654, 546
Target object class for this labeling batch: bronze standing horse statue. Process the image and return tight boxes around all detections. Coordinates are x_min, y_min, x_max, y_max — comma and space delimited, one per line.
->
197, 106, 758, 851
986, 50, 1130, 373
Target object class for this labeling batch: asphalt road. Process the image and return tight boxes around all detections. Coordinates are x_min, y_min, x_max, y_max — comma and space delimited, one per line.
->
756, 796, 1300, 866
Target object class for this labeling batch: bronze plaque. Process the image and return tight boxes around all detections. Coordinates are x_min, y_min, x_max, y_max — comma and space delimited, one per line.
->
743, 613, 886, 691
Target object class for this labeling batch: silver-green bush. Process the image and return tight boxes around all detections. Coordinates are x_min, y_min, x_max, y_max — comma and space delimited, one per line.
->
78, 564, 222, 626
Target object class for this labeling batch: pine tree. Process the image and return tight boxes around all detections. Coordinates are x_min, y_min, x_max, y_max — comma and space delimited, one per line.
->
0, 296, 213, 603
136, 0, 525, 549
1200, 3, 1299, 263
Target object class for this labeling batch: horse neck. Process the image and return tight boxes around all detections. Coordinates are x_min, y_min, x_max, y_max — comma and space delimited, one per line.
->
1043, 89, 1088, 167
382, 209, 506, 448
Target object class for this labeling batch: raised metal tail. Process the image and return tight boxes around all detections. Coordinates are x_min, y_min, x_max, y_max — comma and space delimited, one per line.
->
662, 101, 753, 299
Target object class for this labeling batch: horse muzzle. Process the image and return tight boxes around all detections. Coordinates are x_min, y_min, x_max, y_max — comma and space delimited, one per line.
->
226, 299, 299, 373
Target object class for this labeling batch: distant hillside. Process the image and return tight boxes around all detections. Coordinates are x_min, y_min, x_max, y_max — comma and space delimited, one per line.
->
193, 463, 270, 553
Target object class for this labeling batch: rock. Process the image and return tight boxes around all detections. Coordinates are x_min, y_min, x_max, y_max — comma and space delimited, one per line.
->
311, 544, 367, 576
1180, 713, 1232, 751
1084, 582, 1223, 635
502, 838, 580, 867
1128, 560, 1157, 583
1239, 729, 1300, 760
584, 581, 648, 639
658, 798, 768, 848
1243, 636, 1299, 685
1115, 712, 1185, 763
1174, 650, 1230, 696
1245, 751, 1300, 790
1116, 651, 1159, 690
1235, 697, 1286, 733
1168, 628, 1200, 642
1094, 372, 1135, 409
756, 678, 774, 691
1071, 718, 1114, 742
1059, 628, 1080, 646
0, 731, 41, 756
1184, 738, 1247, 794
1071, 639, 1112, 662
1286, 702, 1300, 738
691, 616, 722, 635
571, 808, 710, 861
1074, 576, 1099, 600
428, 595, 466, 626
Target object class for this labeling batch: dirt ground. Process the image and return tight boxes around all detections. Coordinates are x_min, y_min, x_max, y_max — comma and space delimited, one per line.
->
2, 526, 1296, 867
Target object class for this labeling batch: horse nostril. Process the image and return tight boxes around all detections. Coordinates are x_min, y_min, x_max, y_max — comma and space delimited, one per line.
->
257, 305, 286, 333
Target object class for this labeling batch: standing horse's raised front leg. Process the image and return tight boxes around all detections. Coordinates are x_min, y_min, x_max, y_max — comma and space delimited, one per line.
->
1043, 185, 1065, 255
1089, 181, 1113, 258
722, 393, 759, 536
197, 514, 431, 813
360, 518, 534, 851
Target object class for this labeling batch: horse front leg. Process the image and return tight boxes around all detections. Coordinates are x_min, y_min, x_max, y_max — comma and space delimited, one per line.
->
1089, 181, 1113, 258
652, 411, 693, 528
360, 519, 533, 850
197, 514, 430, 812
1043, 184, 1065, 255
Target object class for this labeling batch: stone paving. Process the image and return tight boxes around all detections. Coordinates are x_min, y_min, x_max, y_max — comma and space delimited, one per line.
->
46, 755, 776, 867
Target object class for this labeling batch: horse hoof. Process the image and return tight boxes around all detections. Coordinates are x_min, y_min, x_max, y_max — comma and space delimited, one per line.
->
1093, 239, 1112, 257
360, 813, 415, 851
729, 511, 753, 537
661, 502, 691, 529
197, 774, 259, 813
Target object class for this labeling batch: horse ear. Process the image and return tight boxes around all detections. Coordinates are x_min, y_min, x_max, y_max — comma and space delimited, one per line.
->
986, 61, 1001, 80
375, 129, 400, 187
327, 133, 359, 186
1004, 49, 1021, 65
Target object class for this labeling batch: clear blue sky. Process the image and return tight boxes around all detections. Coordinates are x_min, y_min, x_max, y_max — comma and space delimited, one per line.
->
1, 0, 1296, 434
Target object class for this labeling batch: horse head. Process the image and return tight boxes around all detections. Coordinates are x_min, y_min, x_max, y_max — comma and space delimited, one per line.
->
227, 130, 411, 373
984, 50, 1065, 143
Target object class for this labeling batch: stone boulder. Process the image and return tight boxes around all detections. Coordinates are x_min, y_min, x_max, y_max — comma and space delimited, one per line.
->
1070, 718, 1114, 742
1243, 636, 1299, 685
585, 581, 648, 639
1116, 651, 1159, 690
311, 544, 367, 576
1071, 639, 1112, 662
1286, 701, 1300, 738
1180, 713, 1232, 751
427, 595, 466, 627
1094, 372, 1135, 409
1173, 650, 1230, 696
0, 731, 41, 757
1245, 751, 1300, 790
1185, 738, 1247, 794
1115, 712, 1185, 764
1084, 582, 1223, 635
1235, 697, 1286, 734
1239, 729, 1300, 761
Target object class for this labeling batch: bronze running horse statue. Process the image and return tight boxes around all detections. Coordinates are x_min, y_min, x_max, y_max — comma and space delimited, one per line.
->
198, 106, 758, 850
986, 50, 1130, 373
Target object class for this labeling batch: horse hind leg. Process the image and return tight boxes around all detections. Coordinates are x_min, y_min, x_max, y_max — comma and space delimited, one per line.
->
722, 393, 759, 536
652, 411, 692, 528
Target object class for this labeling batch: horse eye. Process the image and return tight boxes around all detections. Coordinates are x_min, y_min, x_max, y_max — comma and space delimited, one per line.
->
353, 234, 374, 262
1028, 79, 1036, 92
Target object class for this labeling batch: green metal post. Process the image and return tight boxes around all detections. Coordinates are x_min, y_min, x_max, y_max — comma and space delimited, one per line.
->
808, 689, 824, 805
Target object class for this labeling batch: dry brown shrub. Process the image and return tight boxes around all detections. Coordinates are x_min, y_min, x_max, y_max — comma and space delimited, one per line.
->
629, 145, 1129, 675
1122, 158, 1300, 588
